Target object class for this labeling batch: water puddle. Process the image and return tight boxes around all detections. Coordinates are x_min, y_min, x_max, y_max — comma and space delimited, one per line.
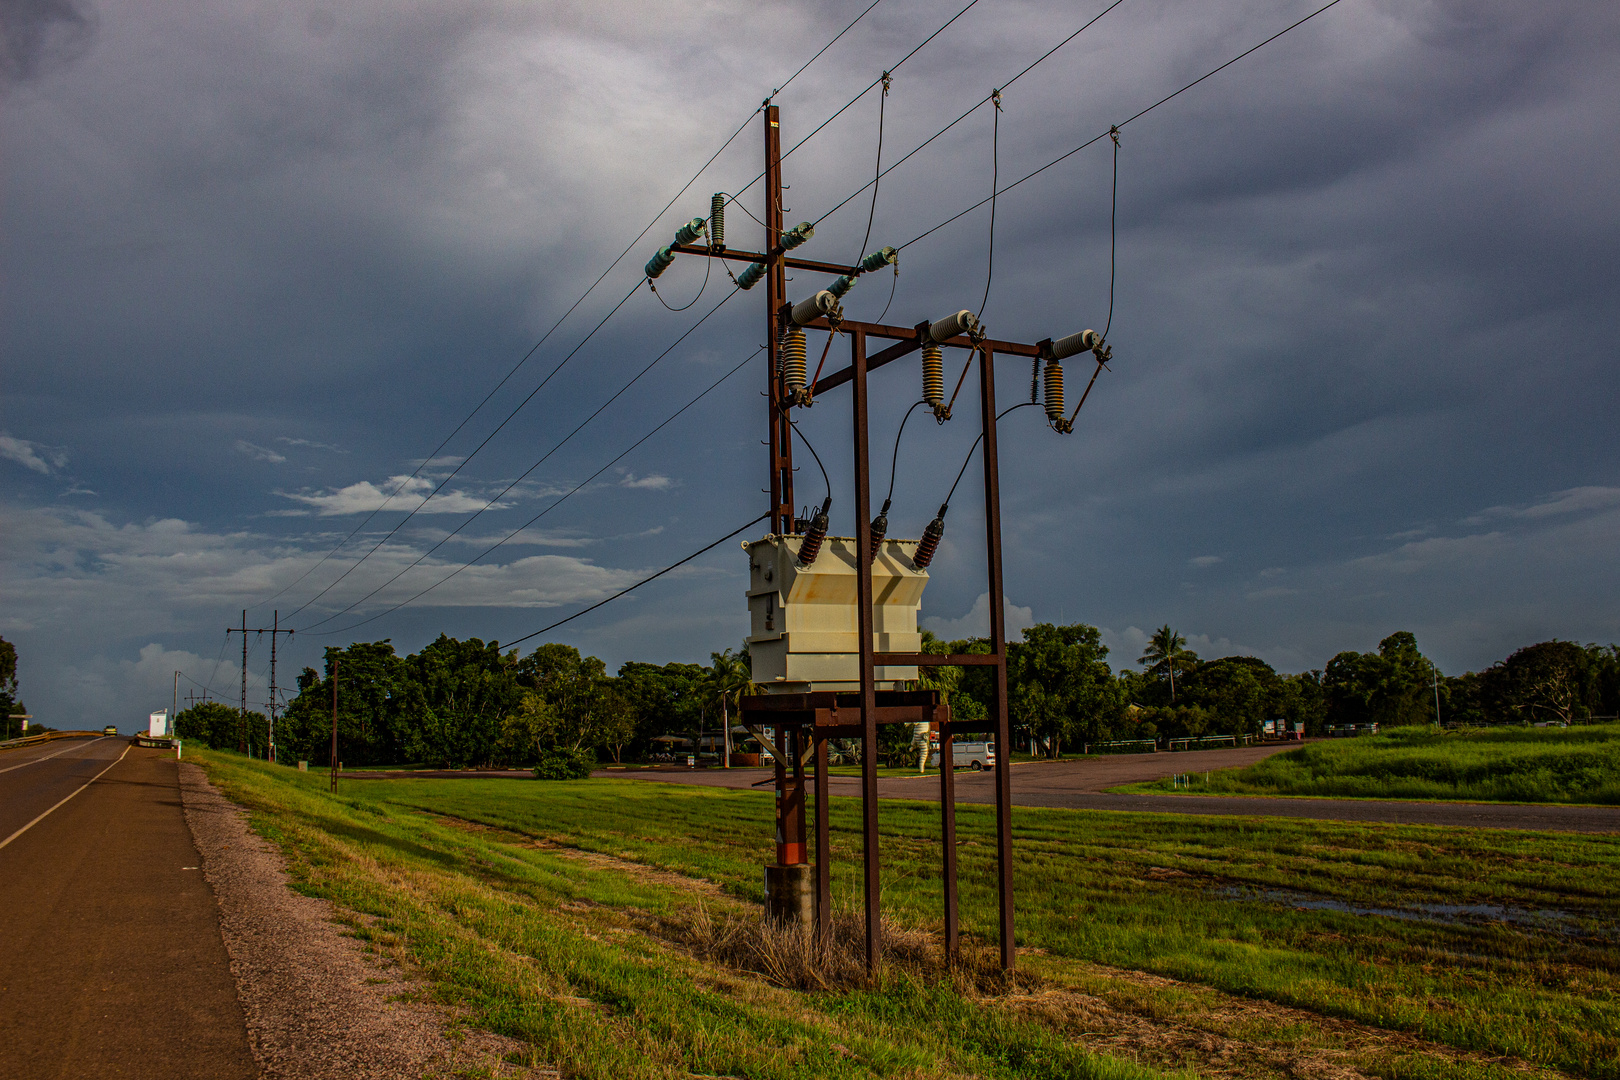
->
1214, 885, 1617, 940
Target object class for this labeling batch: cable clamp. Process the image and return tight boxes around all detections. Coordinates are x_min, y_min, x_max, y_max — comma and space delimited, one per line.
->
1109, 124, 1120, 147
992, 88, 1002, 112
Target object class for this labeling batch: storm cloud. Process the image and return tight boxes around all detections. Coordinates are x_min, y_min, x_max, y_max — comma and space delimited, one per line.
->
2, 0, 1616, 723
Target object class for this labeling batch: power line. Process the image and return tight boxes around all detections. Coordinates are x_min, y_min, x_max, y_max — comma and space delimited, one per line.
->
732, 0, 989, 205
811, 0, 1128, 229
898, 0, 1350, 253
282, 279, 644, 621
502, 512, 771, 650
298, 286, 744, 633
253, 3, 888, 616
307, 344, 766, 638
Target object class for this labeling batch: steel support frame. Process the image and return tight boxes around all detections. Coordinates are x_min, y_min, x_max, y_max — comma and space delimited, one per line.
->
753, 108, 1021, 974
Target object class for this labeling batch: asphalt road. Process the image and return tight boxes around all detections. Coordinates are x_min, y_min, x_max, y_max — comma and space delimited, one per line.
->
603, 743, 1620, 834
0, 737, 258, 1080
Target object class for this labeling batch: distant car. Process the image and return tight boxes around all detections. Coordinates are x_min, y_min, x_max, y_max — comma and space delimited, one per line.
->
103, 725, 119, 736
927, 740, 996, 771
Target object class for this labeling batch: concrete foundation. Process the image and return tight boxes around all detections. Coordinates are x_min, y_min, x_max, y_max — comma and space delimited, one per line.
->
763, 863, 814, 925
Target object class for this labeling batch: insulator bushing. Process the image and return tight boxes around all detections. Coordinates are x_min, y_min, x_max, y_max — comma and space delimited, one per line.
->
859, 247, 898, 274
798, 498, 831, 567
1044, 359, 1066, 423
644, 246, 675, 280
827, 275, 854, 298
673, 217, 706, 247
921, 344, 945, 406
782, 326, 807, 396
791, 290, 841, 326
709, 194, 725, 249
780, 222, 815, 250
737, 261, 765, 290
929, 310, 980, 343
1048, 329, 1101, 361
868, 501, 890, 563
913, 505, 947, 569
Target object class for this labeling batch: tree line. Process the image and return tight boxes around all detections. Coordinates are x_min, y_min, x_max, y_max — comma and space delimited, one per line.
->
171, 626, 1620, 768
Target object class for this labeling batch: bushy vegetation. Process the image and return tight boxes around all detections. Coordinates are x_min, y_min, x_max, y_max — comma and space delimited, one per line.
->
172, 625, 1620, 769
1136, 722, 1620, 804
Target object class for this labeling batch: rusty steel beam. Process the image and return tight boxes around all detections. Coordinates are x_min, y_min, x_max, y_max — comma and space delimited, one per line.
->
667, 242, 860, 278
814, 734, 831, 941
872, 652, 1004, 667
940, 723, 959, 960
980, 345, 1017, 972
852, 327, 882, 975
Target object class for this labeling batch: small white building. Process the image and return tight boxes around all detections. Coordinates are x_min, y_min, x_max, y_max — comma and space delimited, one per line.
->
148, 709, 170, 738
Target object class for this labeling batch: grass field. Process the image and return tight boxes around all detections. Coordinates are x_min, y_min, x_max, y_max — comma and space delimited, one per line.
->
193, 748, 1620, 1079
1126, 724, 1620, 804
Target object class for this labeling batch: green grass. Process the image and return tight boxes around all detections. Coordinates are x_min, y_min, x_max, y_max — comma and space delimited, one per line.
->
192, 749, 1620, 1079
1126, 724, 1620, 805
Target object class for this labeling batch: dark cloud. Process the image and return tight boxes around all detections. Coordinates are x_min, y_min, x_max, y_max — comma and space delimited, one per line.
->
0, 0, 95, 83
2, 0, 1617, 722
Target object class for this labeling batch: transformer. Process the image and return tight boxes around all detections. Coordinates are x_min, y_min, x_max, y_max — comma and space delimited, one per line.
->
743, 533, 928, 694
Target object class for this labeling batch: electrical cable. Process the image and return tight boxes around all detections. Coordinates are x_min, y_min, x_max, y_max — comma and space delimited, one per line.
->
649, 255, 712, 312
811, 0, 1127, 229
886, 400, 928, 505
899, 0, 1349, 253
873, 263, 899, 324
502, 512, 771, 650
732, 0, 987, 204
978, 90, 1001, 319
1104, 126, 1120, 340
282, 279, 643, 622
943, 402, 1040, 507
306, 346, 765, 638
789, 420, 831, 503
855, 72, 890, 267
253, 2, 885, 613
298, 287, 742, 632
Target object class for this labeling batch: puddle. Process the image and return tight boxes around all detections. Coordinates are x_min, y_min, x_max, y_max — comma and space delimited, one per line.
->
1214, 885, 1618, 940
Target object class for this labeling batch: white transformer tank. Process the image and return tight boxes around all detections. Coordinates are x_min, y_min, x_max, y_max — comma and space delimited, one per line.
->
744, 534, 928, 694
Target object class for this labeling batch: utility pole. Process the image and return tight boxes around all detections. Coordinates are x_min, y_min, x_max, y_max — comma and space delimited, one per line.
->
330, 657, 340, 794
172, 670, 180, 733
227, 610, 293, 762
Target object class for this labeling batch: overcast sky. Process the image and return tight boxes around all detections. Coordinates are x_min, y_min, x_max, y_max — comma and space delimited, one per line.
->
4, 0, 1617, 726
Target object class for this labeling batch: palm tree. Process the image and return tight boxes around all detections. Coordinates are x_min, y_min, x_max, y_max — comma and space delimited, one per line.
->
1139, 626, 1197, 702
709, 648, 754, 768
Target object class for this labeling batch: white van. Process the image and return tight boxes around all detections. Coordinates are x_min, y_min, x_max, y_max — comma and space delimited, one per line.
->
927, 740, 996, 771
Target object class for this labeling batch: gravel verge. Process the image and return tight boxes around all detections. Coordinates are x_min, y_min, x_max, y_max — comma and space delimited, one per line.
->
179, 762, 539, 1079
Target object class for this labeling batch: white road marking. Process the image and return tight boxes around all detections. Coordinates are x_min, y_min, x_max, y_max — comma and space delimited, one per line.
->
0, 736, 109, 775
0, 743, 132, 852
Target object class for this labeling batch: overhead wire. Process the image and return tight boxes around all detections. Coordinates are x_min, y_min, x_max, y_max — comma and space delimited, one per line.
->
944, 402, 1041, 507
298, 287, 743, 632
307, 345, 766, 638
256, 0, 889, 615
855, 72, 890, 267
789, 420, 832, 503
650, 256, 712, 312
282, 279, 643, 622
731, 0, 988, 204
978, 89, 1001, 319
886, 400, 928, 505
899, 0, 1350, 253
811, 0, 1128, 229
502, 512, 772, 650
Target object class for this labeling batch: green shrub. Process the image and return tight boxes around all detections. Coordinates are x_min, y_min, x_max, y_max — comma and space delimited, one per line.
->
532, 746, 595, 780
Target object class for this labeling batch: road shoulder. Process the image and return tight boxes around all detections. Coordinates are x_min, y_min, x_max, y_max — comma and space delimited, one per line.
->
179, 763, 528, 1079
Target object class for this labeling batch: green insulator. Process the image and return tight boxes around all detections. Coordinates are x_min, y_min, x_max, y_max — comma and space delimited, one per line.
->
827, 275, 854, 298
859, 246, 897, 274
673, 217, 706, 246
780, 221, 814, 250
709, 194, 725, 249
644, 246, 676, 279
737, 261, 766, 290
